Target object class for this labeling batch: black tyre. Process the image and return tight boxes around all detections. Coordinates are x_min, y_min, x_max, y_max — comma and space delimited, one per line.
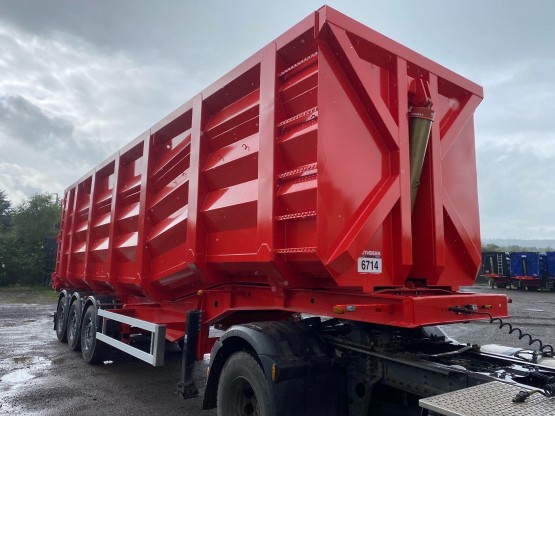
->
55, 295, 69, 342
67, 300, 82, 351
81, 304, 109, 364
217, 351, 273, 416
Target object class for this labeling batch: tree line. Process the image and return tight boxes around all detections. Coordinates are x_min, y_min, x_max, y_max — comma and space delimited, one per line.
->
0, 190, 61, 286
482, 243, 555, 253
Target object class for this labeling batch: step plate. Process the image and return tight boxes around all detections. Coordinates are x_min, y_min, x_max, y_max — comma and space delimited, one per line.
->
419, 381, 555, 416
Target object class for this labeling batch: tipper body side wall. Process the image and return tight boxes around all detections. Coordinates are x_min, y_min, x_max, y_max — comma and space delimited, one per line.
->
53, 6, 507, 330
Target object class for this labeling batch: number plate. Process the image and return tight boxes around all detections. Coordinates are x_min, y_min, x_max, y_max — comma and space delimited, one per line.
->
357, 257, 382, 274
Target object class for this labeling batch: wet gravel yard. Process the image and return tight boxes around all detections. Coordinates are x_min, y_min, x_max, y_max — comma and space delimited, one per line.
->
1, 285, 554, 416
0, 288, 213, 415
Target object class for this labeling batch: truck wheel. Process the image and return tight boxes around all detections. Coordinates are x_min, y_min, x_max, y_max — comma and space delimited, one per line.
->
66, 300, 82, 351
55, 295, 69, 342
217, 351, 273, 416
81, 304, 108, 364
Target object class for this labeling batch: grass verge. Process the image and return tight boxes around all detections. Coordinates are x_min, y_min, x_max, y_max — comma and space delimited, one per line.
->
0, 286, 58, 304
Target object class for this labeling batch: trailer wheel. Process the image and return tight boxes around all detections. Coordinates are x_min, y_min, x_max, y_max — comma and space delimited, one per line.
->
66, 300, 82, 351
81, 305, 109, 364
217, 351, 273, 416
55, 295, 69, 342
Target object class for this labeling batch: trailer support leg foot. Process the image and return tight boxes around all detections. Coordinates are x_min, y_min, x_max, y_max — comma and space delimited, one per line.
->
176, 310, 202, 399
176, 381, 199, 399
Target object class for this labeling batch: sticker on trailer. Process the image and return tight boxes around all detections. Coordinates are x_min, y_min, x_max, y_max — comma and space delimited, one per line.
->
358, 257, 382, 274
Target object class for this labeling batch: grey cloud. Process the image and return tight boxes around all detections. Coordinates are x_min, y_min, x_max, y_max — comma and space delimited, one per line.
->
393, 0, 555, 74
3, 0, 554, 78
0, 93, 111, 177
477, 141, 555, 239
476, 60, 555, 137
0, 162, 64, 205
0, 17, 208, 205
0, 0, 279, 70
0, 95, 74, 146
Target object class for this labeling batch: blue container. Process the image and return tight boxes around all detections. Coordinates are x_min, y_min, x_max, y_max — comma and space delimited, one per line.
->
510, 252, 541, 277
545, 252, 555, 278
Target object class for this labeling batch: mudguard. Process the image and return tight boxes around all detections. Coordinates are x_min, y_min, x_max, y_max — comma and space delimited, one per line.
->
203, 318, 342, 415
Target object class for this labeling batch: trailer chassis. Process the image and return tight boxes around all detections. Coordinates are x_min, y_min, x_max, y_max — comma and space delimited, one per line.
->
54, 286, 554, 415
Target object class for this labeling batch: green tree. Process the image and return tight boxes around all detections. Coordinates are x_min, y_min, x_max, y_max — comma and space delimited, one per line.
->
0, 189, 12, 231
0, 235, 21, 285
482, 243, 501, 252
1, 193, 61, 285
0, 190, 14, 285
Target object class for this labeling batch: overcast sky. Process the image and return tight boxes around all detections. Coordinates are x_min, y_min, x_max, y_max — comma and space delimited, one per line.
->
1, 0, 554, 240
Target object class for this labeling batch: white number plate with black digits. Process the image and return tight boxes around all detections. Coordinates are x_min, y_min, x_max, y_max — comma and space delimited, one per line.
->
357, 257, 382, 274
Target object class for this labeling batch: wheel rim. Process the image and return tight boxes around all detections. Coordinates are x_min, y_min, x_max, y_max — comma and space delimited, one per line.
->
68, 308, 78, 342
228, 377, 260, 416
57, 300, 66, 332
83, 315, 94, 353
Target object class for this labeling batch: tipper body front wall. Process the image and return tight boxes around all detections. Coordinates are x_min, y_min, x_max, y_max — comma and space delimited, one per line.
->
53, 6, 507, 329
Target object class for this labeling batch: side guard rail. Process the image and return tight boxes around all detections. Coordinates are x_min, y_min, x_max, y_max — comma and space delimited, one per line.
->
97, 309, 166, 367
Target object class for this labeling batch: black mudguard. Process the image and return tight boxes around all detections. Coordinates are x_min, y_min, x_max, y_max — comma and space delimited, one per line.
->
203, 318, 344, 415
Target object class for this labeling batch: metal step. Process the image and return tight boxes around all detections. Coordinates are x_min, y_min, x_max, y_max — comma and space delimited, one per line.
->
419, 381, 555, 416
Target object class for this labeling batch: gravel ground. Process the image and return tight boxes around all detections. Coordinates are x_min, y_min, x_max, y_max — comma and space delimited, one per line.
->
0, 288, 214, 416
1, 285, 554, 415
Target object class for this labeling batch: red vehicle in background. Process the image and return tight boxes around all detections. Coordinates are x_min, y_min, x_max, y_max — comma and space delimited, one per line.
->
53, 6, 555, 415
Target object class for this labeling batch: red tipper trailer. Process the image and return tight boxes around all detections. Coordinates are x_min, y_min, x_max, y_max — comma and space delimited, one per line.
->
52, 6, 555, 415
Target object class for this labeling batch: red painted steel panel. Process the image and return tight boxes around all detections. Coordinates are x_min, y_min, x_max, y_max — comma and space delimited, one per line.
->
53, 6, 508, 327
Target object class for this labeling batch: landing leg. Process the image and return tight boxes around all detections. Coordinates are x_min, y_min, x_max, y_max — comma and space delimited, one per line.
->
176, 310, 202, 399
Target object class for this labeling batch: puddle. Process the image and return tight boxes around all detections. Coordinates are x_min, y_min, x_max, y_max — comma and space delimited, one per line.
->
0, 355, 52, 372
1, 369, 35, 384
